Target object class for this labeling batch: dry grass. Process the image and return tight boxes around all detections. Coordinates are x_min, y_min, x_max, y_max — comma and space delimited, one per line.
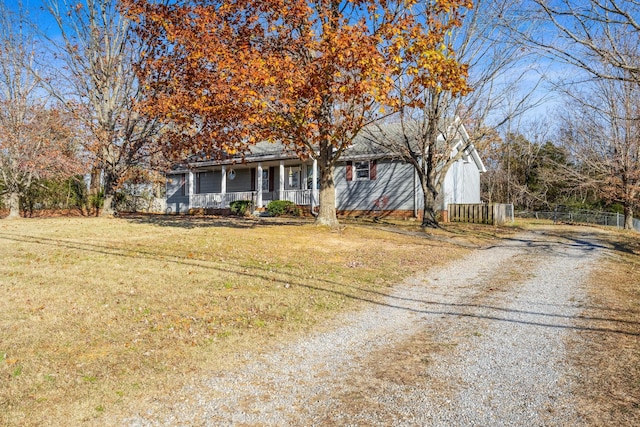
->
0, 215, 476, 426
569, 229, 640, 425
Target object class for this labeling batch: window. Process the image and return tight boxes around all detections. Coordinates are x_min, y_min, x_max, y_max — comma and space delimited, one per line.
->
354, 161, 370, 180
261, 169, 269, 192
288, 167, 300, 189
346, 160, 377, 181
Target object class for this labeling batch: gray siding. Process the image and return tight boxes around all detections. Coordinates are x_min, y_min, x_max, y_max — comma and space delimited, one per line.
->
227, 168, 253, 192
336, 160, 417, 212
166, 173, 189, 213
196, 171, 218, 194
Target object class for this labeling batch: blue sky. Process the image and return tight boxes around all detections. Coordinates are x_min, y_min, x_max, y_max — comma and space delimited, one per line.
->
6, 0, 60, 36
6, 0, 562, 133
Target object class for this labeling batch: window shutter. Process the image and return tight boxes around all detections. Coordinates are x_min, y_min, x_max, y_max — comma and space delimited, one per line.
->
269, 167, 275, 192
346, 161, 353, 181
251, 168, 256, 191
370, 160, 377, 180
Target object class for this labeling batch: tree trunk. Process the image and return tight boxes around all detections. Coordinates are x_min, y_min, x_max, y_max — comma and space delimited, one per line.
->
89, 167, 102, 216
89, 167, 101, 195
421, 96, 441, 228
421, 188, 439, 228
101, 193, 115, 217
624, 204, 634, 230
100, 171, 117, 217
6, 191, 21, 219
314, 141, 339, 227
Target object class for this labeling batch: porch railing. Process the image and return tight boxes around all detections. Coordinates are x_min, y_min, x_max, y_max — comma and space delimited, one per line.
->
191, 193, 224, 208
277, 189, 312, 206
191, 190, 311, 209
224, 191, 257, 205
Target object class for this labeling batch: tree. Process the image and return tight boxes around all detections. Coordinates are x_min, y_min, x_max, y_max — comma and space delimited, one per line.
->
528, 0, 640, 84
39, 0, 161, 216
125, 0, 471, 227
522, 0, 640, 228
0, 2, 83, 219
363, 0, 545, 226
559, 77, 640, 229
488, 132, 575, 210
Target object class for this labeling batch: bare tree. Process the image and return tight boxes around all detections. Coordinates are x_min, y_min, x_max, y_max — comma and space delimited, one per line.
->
0, 2, 83, 219
519, 0, 640, 228
528, 0, 640, 83
559, 76, 640, 229
39, 0, 160, 216
365, 0, 545, 226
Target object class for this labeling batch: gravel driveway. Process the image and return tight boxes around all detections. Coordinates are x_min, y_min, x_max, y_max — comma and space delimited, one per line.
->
127, 227, 604, 426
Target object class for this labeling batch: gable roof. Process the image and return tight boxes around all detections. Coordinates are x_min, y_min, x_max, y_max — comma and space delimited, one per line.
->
350, 118, 486, 173
180, 119, 486, 173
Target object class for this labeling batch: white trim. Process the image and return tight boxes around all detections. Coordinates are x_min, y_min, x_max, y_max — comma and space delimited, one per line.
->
257, 163, 263, 208
353, 160, 371, 181
221, 165, 227, 196
187, 171, 194, 209
312, 159, 318, 207
414, 163, 419, 217
470, 147, 487, 173
279, 161, 285, 194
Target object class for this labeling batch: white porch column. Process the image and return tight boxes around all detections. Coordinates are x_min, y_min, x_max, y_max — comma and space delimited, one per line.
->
279, 161, 285, 199
257, 162, 263, 208
413, 165, 418, 217
312, 158, 318, 207
221, 165, 227, 206
187, 170, 195, 209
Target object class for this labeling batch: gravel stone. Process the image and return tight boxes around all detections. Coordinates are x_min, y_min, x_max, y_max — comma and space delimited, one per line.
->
124, 228, 603, 426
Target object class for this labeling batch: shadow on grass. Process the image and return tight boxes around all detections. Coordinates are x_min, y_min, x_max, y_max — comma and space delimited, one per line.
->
477, 227, 640, 261
120, 213, 313, 229
0, 224, 638, 337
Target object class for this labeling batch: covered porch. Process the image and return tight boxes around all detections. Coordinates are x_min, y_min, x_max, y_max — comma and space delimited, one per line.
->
168, 159, 319, 213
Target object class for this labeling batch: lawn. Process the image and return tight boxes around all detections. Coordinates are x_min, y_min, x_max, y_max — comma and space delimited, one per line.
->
570, 229, 640, 424
0, 215, 474, 426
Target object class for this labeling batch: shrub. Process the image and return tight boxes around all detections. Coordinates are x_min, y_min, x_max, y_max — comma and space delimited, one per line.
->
230, 200, 253, 216
267, 200, 302, 217
88, 190, 104, 210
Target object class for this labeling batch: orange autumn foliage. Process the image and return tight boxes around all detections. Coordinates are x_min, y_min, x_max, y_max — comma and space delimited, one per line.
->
123, 0, 471, 224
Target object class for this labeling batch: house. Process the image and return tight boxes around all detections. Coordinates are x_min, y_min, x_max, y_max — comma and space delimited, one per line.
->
165, 121, 486, 219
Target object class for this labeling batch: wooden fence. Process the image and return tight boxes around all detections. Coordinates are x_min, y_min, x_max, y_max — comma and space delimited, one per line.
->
448, 203, 514, 225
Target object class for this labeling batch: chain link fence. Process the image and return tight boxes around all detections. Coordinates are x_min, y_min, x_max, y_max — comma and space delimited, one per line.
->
517, 208, 640, 232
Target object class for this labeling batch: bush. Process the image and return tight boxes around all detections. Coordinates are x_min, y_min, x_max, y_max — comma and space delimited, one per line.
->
89, 190, 104, 211
230, 200, 253, 216
19, 176, 88, 215
267, 200, 302, 217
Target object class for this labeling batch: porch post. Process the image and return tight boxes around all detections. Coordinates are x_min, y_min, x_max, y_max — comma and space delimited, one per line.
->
279, 161, 285, 200
221, 165, 227, 206
312, 158, 318, 207
187, 170, 195, 210
413, 165, 418, 218
257, 162, 263, 208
